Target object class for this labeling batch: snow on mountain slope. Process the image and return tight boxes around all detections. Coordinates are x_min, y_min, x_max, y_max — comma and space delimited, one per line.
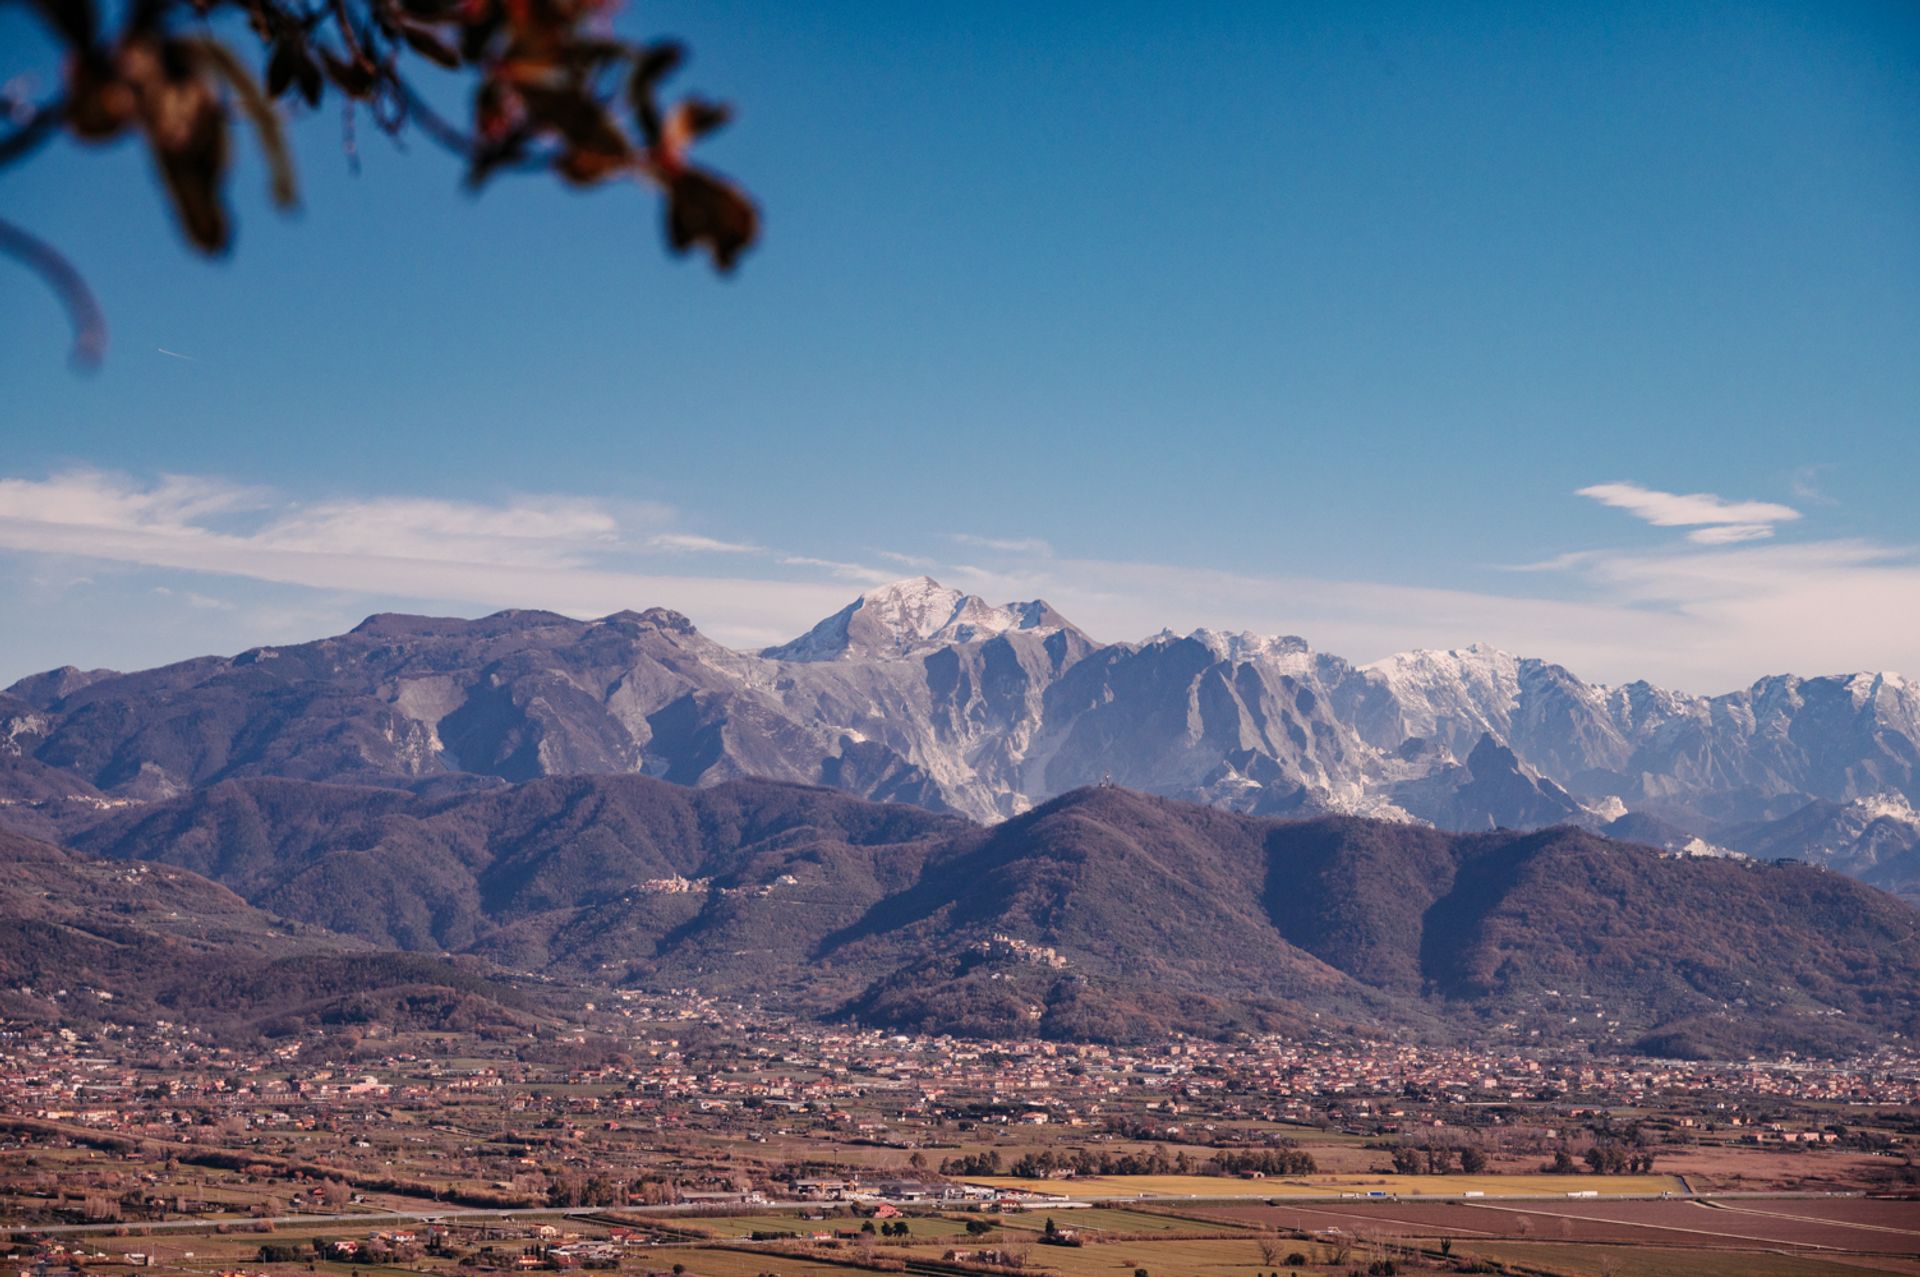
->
762, 577, 1077, 661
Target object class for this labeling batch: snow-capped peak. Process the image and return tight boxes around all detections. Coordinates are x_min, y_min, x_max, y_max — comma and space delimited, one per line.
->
1845, 671, 1915, 707
1359, 645, 1527, 733
763, 577, 1074, 661
858, 577, 974, 641
1185, 629, 1315, 668
1363, 642, 1522, 684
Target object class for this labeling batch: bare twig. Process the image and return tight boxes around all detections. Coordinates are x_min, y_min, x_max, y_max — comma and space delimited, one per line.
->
388, 76, 474, 155
189, 38, 299, 208
390, 77, 558, 174
0, 215, 107, 368
0, 97, 66, 167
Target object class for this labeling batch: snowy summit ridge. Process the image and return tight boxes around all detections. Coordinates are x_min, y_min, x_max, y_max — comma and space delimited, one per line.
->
762, 576, 1076, 661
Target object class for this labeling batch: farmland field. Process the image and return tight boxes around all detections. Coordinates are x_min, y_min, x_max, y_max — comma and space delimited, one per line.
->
964, 1172, 1684, 1199
687, 1214, 972, 1239
1452, 1241, 1920, 1277
678, 1248, 891, 1277
909, 1235, 1315, 1277
1192, 1195, 1920, 1251
991, 1206, 1234, 1234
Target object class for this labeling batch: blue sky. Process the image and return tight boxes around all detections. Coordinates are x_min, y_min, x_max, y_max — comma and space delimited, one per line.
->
2, 1, 1917, 691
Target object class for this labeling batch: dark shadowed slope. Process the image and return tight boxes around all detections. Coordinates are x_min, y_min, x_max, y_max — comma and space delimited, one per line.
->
0, 827, 541, 1038
58, 776, 1920, 1056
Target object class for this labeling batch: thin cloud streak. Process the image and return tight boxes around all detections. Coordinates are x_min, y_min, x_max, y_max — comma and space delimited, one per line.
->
646, 532, 762, 554
950, 532, 1054, 556
775, 555, 897, 585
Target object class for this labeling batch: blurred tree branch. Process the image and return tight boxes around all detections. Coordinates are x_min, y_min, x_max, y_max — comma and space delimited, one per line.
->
2, 0, 759, 366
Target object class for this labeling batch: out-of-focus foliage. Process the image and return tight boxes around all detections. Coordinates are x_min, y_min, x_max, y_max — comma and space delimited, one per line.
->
2, 0, 758, 363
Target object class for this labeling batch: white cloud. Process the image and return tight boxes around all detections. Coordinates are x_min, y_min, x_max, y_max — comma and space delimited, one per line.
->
932, 536, 1920, 693
775, 555, 897, 584
1577, 481, 1801, 542
1, 469, 1913, 696
950, 532, 1054, 556
0, 470, 853, 651
256, 494, 625, 566
0, 470, 267, 530
1685, 522, 1776, 546
646, 532, 761, 554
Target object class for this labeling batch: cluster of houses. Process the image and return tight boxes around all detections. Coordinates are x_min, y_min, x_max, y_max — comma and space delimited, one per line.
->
2, 988, 1917, 1235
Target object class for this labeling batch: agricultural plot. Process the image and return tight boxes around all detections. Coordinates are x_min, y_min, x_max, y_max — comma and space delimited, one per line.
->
911, 1235, 1312, 1277
1452, 1241, 1914, 1277
679, 1249, 890, 1277
1454, 1196, 1920, 1252
966, 1172, 1683, 1199
665, 1213, 977, 1241
681, 1215, 840, 1239
991, 1207, 1231, 1234
1717, 1197, 1920, 1234
1188, 1199, 1507, 1239
1194, 1195, 1920, 1254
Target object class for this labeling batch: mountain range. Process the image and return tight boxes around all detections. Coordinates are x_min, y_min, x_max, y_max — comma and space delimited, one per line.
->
4, 576, 1916, 900
6, 578, 1920, 1058
16, 774, 1918, 1058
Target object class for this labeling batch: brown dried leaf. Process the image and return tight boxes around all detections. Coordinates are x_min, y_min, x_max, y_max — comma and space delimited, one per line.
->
665, 166, 757, 272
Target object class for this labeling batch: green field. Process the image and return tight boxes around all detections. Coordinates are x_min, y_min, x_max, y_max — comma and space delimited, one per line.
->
683, 1214, 841, 1239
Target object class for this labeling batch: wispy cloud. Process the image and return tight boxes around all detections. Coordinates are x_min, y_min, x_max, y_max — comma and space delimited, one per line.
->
1577, 480, 1801, 544
775, 555, 897, 584
941, 538, 1920, 692
255, 493, 628, 566
152, 585, 235, 611
645, 532, 761, 554
1788, 464, 1838, 507
950, 532, 1054, 556
0, 470, 854, 650
1, 469, 1913, 695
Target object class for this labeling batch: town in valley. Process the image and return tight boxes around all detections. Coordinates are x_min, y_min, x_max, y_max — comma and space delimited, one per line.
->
5, 990, 1919, 1277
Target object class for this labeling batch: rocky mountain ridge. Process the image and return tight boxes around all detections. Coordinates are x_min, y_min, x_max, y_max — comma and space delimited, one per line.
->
3, 578, 1917, 898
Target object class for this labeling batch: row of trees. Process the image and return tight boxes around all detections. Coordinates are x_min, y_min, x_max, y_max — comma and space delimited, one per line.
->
1383, 1138, 1654, 1175
939, 1144, 1316, 1179
1386, 1143, 1489, 1175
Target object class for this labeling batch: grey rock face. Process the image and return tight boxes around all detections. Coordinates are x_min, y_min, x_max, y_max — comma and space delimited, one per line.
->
6, 580, 1918, 895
